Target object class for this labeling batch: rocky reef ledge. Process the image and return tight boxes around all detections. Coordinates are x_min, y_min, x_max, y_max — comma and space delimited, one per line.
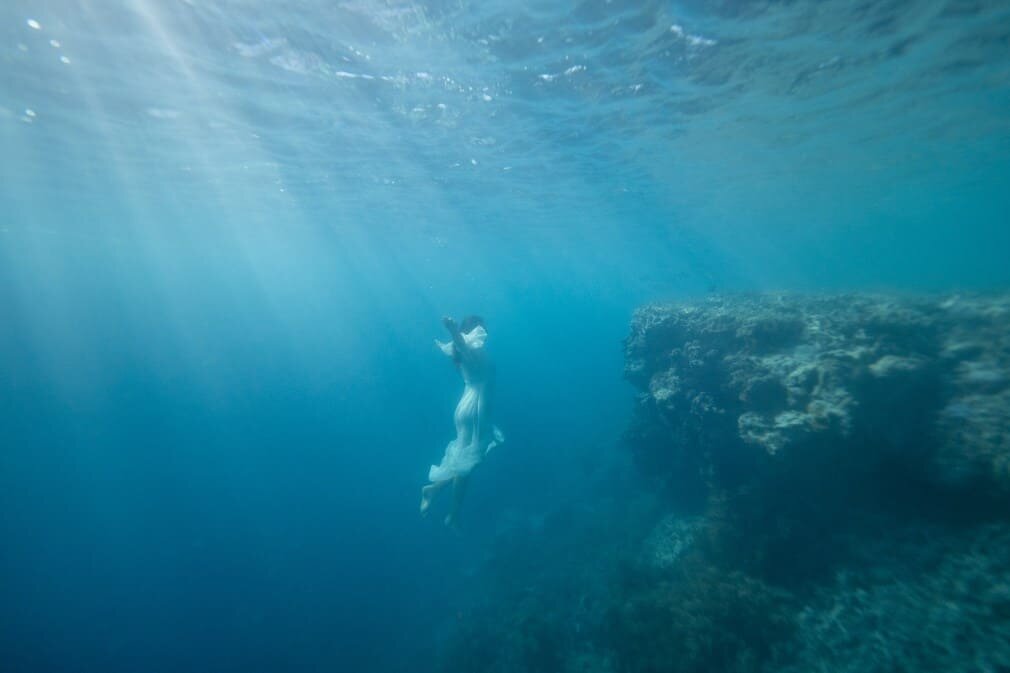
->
439, 294, 1010, 673
625, 293, 1010, 500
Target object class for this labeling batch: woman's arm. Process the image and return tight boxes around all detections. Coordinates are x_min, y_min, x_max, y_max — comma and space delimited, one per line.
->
442, 316, 469, 357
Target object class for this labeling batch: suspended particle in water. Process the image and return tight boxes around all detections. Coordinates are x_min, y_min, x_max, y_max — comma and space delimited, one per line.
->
27, 19, 41, 30
60, 56, 71, 64
24, 108, 36, 117
50, 39, 61, 48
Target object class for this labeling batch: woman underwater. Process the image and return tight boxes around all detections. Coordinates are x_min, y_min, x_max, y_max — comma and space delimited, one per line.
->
420, 315, 503, 527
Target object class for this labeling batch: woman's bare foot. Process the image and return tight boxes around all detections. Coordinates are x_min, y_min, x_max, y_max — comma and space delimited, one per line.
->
420, 484, 437, 516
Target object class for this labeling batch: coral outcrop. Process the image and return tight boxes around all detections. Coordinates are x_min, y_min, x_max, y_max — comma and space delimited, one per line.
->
625, 294, 1010, 499
437, 294, 1010, 673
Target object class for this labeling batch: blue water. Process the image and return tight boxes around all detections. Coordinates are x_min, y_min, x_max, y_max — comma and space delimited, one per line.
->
2, 1, 1009, 672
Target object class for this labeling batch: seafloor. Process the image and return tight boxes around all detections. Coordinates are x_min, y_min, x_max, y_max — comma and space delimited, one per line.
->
439, 293, 1010, 673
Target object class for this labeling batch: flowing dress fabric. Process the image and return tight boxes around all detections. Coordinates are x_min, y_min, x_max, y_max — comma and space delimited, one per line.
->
429, 326, 503, 483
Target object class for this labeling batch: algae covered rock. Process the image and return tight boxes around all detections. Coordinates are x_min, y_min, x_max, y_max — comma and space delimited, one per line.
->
614, 293, 1010, 671
782, 523, 1010, 673
624, 293, 1010, 497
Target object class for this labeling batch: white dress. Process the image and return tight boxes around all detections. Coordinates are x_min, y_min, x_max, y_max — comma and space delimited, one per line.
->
428, 326, 504, 483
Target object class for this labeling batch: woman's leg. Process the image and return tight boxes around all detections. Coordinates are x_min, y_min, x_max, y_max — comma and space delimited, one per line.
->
444, 475, 469, 527
420, 480, 448, 515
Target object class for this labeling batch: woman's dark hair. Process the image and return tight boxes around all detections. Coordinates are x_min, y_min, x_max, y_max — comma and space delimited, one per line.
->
460, 315, 485, 333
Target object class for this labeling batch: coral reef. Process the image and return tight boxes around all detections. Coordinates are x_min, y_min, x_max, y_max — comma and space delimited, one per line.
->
624, 294, 1010, 498
782, 523, 1010, 673
437, 294, 1010, 673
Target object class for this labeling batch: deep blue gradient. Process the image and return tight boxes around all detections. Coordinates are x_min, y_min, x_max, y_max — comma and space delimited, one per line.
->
2, 1, 1010, 672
